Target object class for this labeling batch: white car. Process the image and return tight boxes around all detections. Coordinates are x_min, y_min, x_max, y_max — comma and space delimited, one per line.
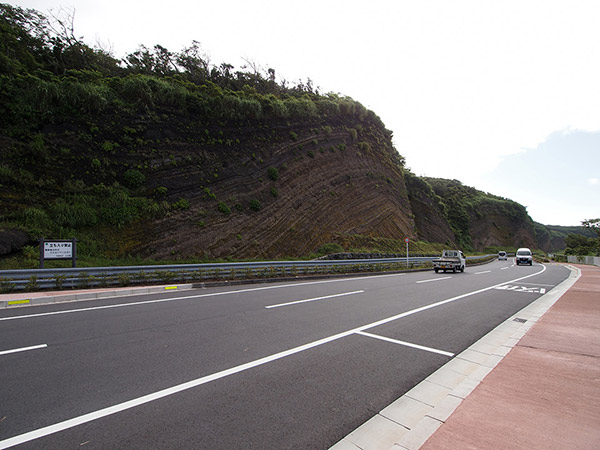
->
498, 251, 507, 260
515, 248, 533, 266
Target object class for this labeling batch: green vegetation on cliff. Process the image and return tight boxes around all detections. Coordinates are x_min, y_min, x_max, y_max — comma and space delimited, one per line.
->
1, 3, 398, 264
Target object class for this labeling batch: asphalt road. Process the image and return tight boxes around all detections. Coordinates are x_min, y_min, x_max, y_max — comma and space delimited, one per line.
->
0, 260, 570, 449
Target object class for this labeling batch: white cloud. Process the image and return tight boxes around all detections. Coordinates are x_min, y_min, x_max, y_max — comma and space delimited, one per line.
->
588, 178, 600, 186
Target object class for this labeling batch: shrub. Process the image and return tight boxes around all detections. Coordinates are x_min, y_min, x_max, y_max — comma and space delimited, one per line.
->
267, 167, 279, 181
172, 198, 190, 210
24, 275, 38, 292
101, 140, 118, 152
358, 142, 371, 152
289, 131, 298, 141
0, 278, 16, 294
52, 197, 98, 228
123, 169, 145, 188
154, 186, 168, 197
218, 202, 231, 215
317, 242, 344, 255
249, 199, 262, 211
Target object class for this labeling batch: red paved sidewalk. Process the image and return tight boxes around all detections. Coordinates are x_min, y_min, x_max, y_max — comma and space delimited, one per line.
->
420, 264, 600, 450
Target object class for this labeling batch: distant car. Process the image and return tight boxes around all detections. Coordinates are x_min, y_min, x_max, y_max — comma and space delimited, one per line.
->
498, 251, 507, 260
515, 248, 533, 266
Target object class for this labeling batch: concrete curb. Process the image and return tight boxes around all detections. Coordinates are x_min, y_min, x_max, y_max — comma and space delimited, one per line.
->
329, 264, 581, 450
0, 284, 194, 308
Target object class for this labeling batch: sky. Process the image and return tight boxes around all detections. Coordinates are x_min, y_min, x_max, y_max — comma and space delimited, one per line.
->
9, 0, 600, 226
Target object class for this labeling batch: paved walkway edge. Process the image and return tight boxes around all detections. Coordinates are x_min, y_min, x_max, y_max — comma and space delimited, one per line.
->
329, 264, 581, 450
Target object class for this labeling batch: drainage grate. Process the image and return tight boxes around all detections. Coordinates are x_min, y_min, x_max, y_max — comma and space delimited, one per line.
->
513, 317, 527, 323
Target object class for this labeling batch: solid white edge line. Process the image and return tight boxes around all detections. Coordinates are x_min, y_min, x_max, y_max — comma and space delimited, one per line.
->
356, 331, 454, 357
265, 290, 364, 309
0, 265, 548, 449
0, 274, 407, 322
416, 276, 452, 284
0, 344, 47, 356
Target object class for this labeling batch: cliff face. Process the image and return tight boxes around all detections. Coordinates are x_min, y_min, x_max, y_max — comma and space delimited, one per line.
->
404, 173, 456, 246
132, 116, 416, 259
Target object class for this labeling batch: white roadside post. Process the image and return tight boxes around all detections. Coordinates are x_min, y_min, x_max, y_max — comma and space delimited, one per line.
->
405, 237, 410, 267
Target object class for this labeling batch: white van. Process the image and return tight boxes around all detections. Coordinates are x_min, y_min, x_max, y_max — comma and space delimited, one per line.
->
516, 248, 533, 266
498, 251, 507, 260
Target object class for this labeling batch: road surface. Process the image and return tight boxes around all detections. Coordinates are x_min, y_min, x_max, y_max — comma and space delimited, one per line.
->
0, 260, 569, 449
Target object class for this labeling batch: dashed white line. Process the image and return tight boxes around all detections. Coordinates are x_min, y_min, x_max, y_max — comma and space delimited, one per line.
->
0, 344, 47, 356
265, 290, 364, 309
0, 274, 406, 322
417, 276, 452, 284
356, 331, 454, 357
475, 270, 491, 275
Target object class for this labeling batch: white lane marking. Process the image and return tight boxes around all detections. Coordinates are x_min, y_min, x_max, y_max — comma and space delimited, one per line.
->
0, 344, 47, 356
0, 274, 406, 322
265, 290, 364, 309
356, 331, 454, 357
0, 265, 548, 449
501, 267, 509, 270
475, 270, 491, 275
417, 276, 452, 284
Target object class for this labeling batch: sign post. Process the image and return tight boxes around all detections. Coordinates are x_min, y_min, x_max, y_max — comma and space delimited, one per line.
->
39, 238, 77, 269
405, 237, 410, 267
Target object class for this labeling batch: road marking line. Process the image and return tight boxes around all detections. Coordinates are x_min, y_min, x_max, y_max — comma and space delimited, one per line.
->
0, 274, 407, 322
0, 265, 547, 449
417, 276, 452, 284
501, 267, 509, 270
7, 299, 30, 306
265, 290, 364, 309
475, 270, 491, 274
0, 344, 47, 356
356, 331, 454, 357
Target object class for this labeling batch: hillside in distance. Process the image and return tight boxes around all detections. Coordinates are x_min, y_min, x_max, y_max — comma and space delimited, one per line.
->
0, 5, 584, 264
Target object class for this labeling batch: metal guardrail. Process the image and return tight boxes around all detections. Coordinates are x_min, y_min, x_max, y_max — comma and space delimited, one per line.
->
0, 255, 495, 292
